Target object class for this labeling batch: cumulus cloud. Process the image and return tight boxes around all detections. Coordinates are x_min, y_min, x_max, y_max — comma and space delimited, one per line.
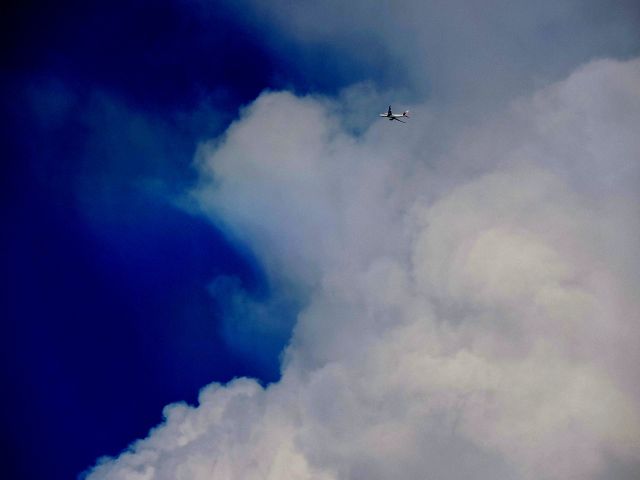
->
85, 54, 640, 480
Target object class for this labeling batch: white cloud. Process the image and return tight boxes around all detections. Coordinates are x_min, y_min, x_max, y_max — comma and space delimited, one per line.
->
85, 55, 640, 480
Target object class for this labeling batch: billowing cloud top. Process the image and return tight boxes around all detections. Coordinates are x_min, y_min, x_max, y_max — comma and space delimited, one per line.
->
85, 49, 640, 479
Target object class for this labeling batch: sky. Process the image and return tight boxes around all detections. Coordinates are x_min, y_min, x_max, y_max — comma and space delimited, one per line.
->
1, 1, 640, 479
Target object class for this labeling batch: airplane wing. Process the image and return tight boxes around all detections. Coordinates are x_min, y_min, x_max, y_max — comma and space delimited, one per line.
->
394, 117, 406, 123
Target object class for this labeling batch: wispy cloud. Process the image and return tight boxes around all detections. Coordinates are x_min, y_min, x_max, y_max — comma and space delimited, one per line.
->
242, 0, 640, 107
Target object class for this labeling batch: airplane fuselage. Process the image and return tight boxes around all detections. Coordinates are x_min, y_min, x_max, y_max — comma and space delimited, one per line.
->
379, 113, 406, 120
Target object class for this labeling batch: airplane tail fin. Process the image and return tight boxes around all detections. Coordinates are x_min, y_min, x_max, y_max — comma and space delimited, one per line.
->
403, 110, 410, 117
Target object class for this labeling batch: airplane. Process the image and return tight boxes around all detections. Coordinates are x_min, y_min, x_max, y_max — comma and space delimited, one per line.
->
379, 105, 410, 123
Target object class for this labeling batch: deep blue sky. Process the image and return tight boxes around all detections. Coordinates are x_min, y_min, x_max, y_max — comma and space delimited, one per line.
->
0, 1, 384, 478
